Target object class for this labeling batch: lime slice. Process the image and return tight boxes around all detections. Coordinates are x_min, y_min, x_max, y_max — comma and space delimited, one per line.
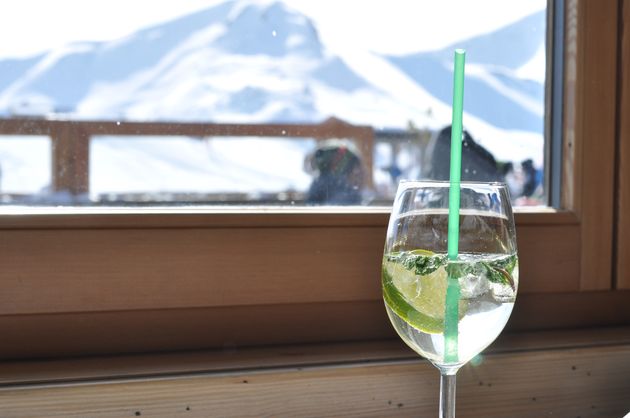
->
382, 252, 466, 334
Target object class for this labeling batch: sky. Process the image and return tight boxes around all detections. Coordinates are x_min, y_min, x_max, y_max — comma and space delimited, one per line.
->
1, 0, 546, 59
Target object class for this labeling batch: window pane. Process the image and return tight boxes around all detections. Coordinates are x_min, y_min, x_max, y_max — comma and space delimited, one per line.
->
0, 0, 547, 207
0, 136, 51, 202
91, 135, 315, 204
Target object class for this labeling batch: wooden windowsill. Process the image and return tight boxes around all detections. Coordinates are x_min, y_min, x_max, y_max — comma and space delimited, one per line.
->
0, 326, 629, 417
0, 206, 575, 229
1, 325, 629, 387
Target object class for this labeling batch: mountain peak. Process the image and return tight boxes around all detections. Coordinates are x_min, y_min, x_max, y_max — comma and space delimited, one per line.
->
216, 0, 323, 57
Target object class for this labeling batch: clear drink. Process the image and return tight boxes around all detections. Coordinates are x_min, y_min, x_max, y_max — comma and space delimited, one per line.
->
382, 250, 518, 368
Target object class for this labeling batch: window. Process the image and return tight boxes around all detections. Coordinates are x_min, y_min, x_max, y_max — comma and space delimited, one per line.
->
0, 0, 624, 359
0, 0, 547, 206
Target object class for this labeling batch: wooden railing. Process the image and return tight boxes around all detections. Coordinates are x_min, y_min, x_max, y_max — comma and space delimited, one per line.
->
0, 117, 375, 198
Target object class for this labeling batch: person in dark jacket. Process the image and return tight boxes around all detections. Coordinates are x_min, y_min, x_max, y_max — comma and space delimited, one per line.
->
520, 158, 539, 197
430, 126, 503, 182
306, 140, 363, 205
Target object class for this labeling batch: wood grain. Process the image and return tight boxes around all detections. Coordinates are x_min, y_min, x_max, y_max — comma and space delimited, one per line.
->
1, 326, 628, 386
1, 291, 629, 360
0, 226, 384, 314
0, 344, 628, 418
51, 124, 89, 194
515, 224, 580, 292
617, 0, 630, 289
563, 0, 580, 211
0, 221, 580, 317
0, 301, 393, 360
564, 0, 618, 290
0, 208, 576, 230
0, 117, 373, 139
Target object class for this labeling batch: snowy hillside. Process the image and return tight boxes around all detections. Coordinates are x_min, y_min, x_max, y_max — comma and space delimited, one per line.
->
0, 0, 546, 199
0, 1, 372, 123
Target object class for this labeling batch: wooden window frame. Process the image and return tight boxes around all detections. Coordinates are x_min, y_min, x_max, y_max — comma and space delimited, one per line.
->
616, 0, 630, 290
0, 0, 628, 359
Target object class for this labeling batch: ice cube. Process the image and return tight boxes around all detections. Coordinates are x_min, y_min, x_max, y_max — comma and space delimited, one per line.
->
490, 281, 516, 302
459, 272, 490, 299
491, 268, 518, 302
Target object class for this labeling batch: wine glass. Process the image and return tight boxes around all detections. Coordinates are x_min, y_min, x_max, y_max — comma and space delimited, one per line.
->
382, 180, 518, 418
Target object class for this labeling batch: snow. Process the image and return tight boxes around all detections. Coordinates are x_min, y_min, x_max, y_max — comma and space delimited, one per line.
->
90, 136, 313, 195
515, 43, 547, 84
0, 136, 50, 194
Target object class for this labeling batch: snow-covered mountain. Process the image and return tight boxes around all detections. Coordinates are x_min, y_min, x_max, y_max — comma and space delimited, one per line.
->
1, 1, 371, 123
0, 0, 546, 198
388, 10, 545, 133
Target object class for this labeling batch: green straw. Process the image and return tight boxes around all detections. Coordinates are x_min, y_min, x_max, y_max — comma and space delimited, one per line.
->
444, 49, 466, 364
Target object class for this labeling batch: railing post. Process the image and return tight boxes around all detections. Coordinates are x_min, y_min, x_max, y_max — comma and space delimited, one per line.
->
356, 126, 375, 190
51, 123, 90, 197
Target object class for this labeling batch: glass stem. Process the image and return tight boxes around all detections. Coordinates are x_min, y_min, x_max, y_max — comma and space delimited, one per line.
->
439, 372, 456, 418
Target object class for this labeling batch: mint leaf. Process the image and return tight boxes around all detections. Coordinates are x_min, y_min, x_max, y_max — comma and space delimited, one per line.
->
481, 260, 517, 289
385, 251, 517, 290
488, 253, 518, 275
386, 252, 447, 275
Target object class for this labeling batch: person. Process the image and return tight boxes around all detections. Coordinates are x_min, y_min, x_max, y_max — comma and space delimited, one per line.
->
429, 126, 503, 182
305, 139, 363, 205
502, 159, 542, 202
520, 158, 538, 197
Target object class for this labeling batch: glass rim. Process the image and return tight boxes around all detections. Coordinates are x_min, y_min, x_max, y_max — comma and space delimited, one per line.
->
398, 179, 508, 188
